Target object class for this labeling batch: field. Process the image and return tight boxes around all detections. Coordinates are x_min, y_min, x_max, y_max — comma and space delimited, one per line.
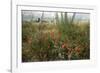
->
22, 11, 90, 62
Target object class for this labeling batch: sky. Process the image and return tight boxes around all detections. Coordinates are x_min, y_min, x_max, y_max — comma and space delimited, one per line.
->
22, 10, 90, 22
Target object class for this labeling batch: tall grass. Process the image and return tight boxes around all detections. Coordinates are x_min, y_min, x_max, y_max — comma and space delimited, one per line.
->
22, 12, 90, 62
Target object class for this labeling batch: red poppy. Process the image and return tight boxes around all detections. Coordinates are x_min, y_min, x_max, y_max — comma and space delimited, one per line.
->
75, 47, 80, 53
62, 43, 66, 48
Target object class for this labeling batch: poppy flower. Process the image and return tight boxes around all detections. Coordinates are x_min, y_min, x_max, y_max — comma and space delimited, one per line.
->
75, 47, 80, 53
62, 43, 66, 48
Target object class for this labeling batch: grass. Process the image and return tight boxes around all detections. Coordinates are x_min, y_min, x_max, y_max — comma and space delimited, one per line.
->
22, 21, 90, 62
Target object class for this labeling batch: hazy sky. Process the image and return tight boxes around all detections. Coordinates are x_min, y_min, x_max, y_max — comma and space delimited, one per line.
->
22, 10, 90, 21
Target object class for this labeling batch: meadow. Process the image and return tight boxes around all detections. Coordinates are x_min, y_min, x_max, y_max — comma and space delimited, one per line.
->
22, 11, 90, 62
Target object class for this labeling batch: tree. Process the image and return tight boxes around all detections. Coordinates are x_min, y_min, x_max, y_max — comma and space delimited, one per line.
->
64, 12, 69, 25
70, 12, 76, 25
55, 12, 59, 25
61, 12, 64, 25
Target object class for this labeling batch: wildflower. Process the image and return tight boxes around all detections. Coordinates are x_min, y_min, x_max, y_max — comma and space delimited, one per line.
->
75, 47, 80, 53
62, 43, 66, 48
